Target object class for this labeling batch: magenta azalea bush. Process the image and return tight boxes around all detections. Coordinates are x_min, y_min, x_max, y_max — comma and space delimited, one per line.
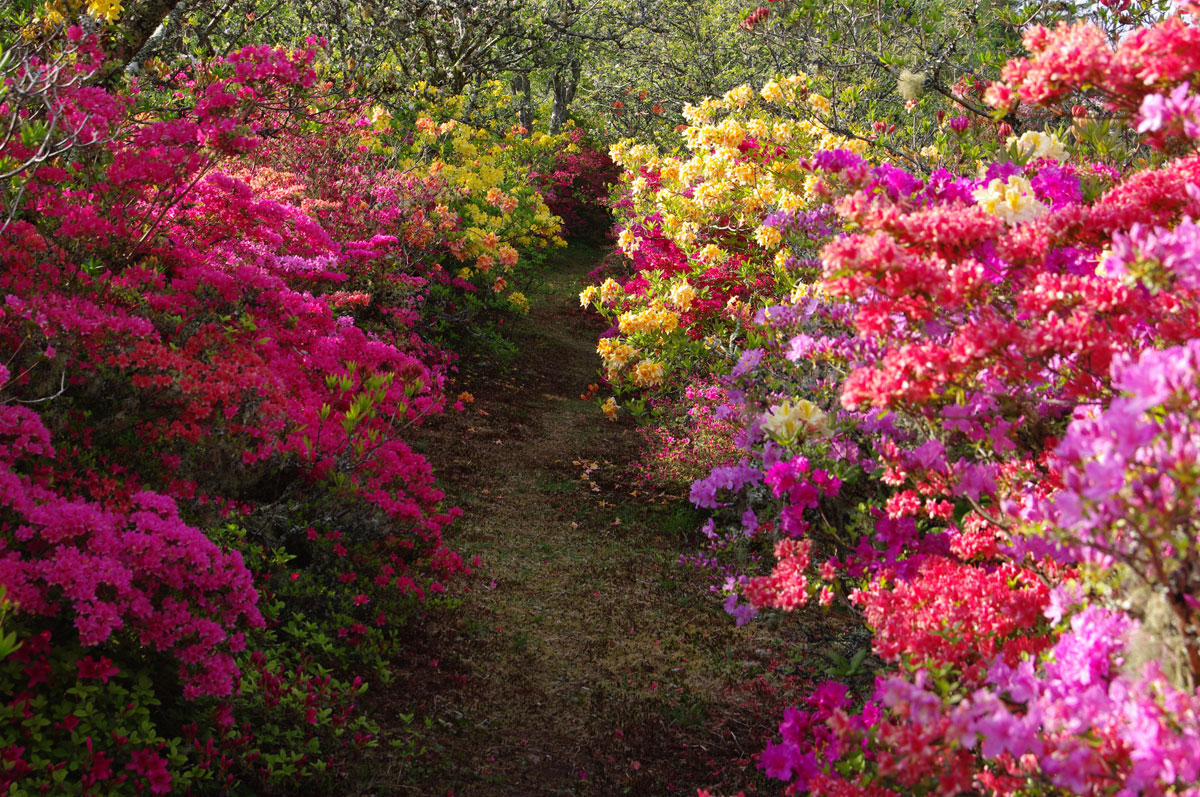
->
0, 19, 600, 793
589, 4, 1200, 794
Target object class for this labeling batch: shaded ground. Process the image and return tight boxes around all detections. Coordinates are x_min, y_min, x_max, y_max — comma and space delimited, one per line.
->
360, 246, 857, 796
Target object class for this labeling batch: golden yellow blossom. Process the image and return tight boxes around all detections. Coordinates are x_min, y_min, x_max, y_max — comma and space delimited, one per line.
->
778, 190, 804, 212
755, 225, 783, 249
597, 338, 639, 368
87, 0, 122, 22
697, 244, 726, 264
618, 307, 680, 335
631, 359, 665, 388
599, 278, 622, 304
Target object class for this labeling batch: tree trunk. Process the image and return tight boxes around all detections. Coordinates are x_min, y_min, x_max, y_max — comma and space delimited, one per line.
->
113, 0, 189, 70
548, 57, 580, 135
512, 73, 534, 133
125, 0, 199, 73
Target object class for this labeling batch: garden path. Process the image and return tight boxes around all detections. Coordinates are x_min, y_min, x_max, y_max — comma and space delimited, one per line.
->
371, 246, 837, 796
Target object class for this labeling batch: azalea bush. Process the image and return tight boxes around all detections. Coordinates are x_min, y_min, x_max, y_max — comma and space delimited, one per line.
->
0, 7, 604, 790
588, 5, 1200, 793
580, 78, 865, 417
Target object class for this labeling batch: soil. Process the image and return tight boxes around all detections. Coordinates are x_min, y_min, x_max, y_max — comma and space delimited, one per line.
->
357, 245, 854, 796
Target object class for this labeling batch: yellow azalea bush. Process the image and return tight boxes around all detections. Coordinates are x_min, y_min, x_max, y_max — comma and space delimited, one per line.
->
34, 0, 121, 26
364, 81, 570, 309
581, 76, 867, 416
608, 76, 864, 270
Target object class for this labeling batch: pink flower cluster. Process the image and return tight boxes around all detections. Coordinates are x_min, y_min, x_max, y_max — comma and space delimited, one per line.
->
0, 399, 260, 698
632, 10, 1200, 793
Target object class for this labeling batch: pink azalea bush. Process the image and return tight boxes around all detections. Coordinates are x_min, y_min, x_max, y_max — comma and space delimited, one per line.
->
0, 19, 596, 792
591, 5, 1200, 793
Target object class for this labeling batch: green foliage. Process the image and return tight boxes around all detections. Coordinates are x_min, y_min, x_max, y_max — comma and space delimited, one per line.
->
221, 615, 379, 792
0, 587, 20, 661
0, 630, 201, 795
821, 646, 869, 679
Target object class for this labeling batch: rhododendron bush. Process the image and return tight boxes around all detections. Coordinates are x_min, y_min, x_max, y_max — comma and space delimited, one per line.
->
587, 5, 1200, 794
0, 14, 602, 792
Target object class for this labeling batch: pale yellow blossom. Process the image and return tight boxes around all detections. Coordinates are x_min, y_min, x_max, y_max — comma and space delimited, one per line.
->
763, 399, 829, 442
973, 176, 1048, 225
1007, 130, 1068, 162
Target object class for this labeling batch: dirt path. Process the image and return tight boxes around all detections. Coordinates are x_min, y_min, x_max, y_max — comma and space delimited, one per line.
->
366, 246, 833, 796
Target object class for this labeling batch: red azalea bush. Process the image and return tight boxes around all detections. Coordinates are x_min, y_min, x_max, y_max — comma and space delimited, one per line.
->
532, 126, 619, 243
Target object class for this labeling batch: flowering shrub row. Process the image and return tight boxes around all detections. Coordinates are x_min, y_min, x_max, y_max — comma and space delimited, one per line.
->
0, 13, 606, 792
587, 5, 1200, 793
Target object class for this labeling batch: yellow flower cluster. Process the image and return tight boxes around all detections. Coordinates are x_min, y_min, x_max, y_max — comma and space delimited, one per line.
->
41, 0, 121, 24
631, 359, 665, 388
973, 175, 1048, 225
755, 225, 783, 249
668, 280, 696, 310
618, 306, 680, 335
508, 291, 529, 314
618, 228, 640, 254
759, 75, 809, 105
597, 338, 643, 372
1007, 130, 1068, 162
697, 244, 726, 264
585, 75, 872, 415
599, 278, 622, 305
88, 0, 121, 22
762, 399, 830, 443
790, 280, 831, 304
607, 77, 865, 273
364, 81, 576, 292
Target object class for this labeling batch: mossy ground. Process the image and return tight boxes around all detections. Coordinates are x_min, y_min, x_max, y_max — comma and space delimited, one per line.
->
357, 246, 860, 796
